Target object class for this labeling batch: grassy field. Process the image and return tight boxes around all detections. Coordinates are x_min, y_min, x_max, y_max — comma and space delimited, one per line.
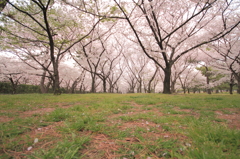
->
0, 93, 239, 159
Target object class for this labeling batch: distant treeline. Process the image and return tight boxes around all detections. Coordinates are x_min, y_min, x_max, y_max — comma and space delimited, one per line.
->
0, 82, 237, 94
0, 82, 41, 94
0, 82, 78, 94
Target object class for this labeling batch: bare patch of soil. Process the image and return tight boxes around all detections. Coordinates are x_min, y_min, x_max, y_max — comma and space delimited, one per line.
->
173, 107, 200, 118
0, 116, 14, 122
174, 107, 192, 113
1, 102, 78, 122
107, 112, 127, 119
20, 103, 77, 118
22, 108, 55, 117
224, 108, 240, 113
81, 134, 120, 159
56, 102, 80, 108
215, 110, 240, 129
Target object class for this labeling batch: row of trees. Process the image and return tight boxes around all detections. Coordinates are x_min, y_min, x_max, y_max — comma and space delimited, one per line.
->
0, 49, 237, 94
0, 0, 239, 94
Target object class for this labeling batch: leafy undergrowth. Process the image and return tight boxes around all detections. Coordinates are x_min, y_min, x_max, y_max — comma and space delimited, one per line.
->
0, 93, 239, 158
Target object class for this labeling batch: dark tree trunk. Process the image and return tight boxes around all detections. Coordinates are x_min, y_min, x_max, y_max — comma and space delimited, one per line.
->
89, 72, 96, 93
9, 77, 17, 94
229, 84, 234, 94
137, 80, 142, 93
108, 85, 113, 93
147, 84, 151, 93
52, 62, 61, 95
163, 67, 171, 94
206, 76, 211, 94
53, 77, 61, 95
43, 5, 61, 95
229, 74, 235, 94
91, 77, 96, 93
103, 78, 107, 93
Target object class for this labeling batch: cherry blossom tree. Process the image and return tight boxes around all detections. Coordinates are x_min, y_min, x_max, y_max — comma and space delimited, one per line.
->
70, 29, 109, 93
105, 39, 125, 93
123, 51, 150, 93
113, 0, 240, 94
0, 0, 103, 95
69, 14, 124, 93
205, 27, 240, 94
94, 39, 123, 93
143, 63, 159, 93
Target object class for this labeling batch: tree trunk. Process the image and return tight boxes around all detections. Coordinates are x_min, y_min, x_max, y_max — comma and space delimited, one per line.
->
53, 74, 61, 95
70, 80, 78, 94
170, 80, 176, 93
148, 67, 158, 93
9, 77, 17, 94
50, 61, 61, 95
229, 84, 234, 94
91, 74, 96, 93
9, 75, 22, 94
127, 79, 136, 93
52, 62, 61, 95
43, 5, 61, 95
237, 77, 240, 94
206, 76, 211, 94
40, 70, 48, 93
137, 80, 142, 93
178, 77, 186, 94
103, 78, 107, 93
163, 68, 171, 94
147, 84, 151, 93
229, 75, 235, 94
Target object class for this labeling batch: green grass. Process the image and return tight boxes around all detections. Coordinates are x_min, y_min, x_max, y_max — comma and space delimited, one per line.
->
0, 93, 239, 158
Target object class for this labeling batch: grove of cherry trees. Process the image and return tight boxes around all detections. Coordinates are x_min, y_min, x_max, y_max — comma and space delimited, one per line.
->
0, 0, 239, 94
